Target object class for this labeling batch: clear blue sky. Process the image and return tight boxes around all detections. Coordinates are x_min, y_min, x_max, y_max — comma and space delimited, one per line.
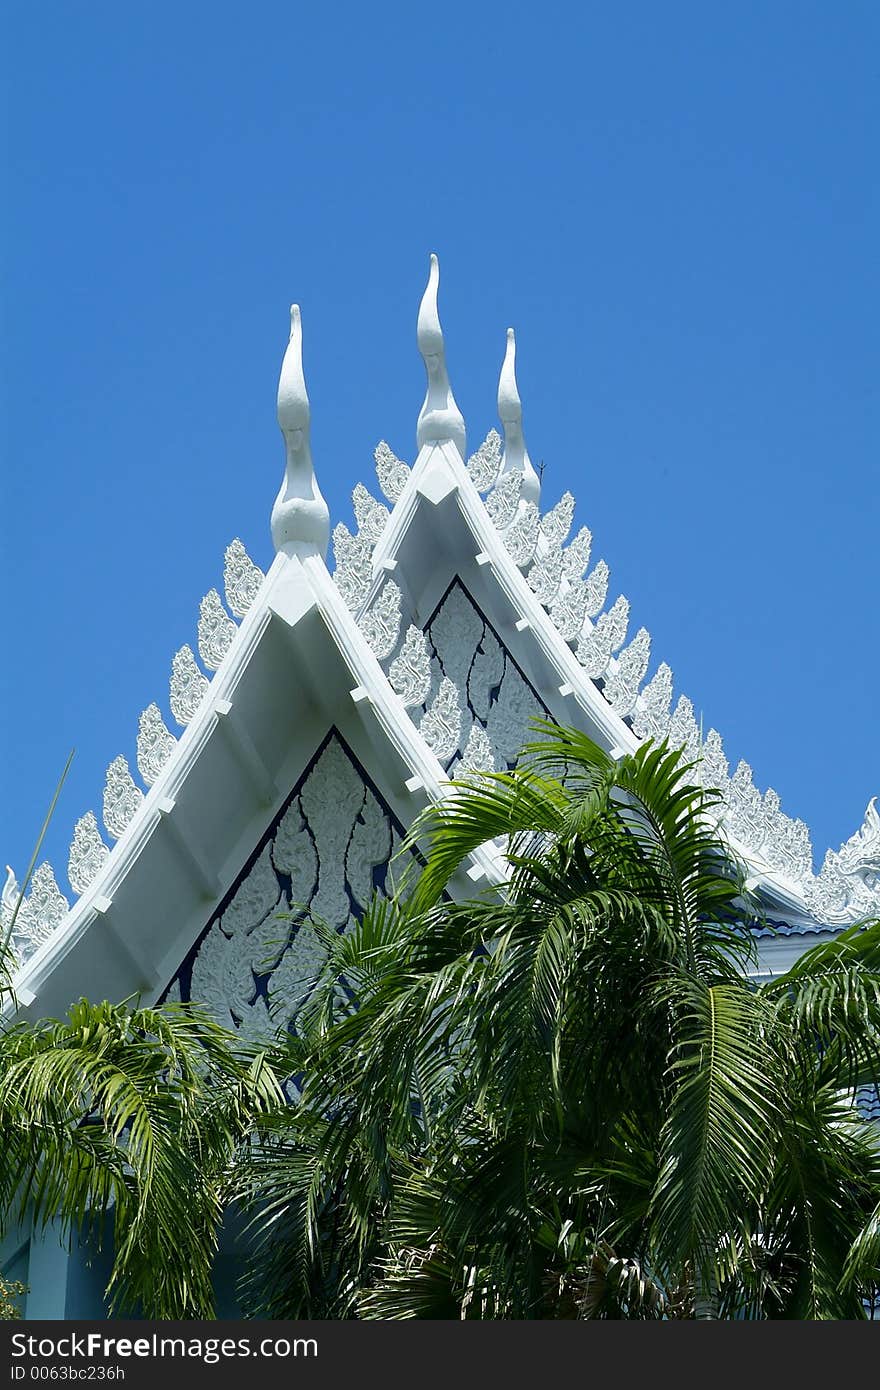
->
2, 3, 877, 895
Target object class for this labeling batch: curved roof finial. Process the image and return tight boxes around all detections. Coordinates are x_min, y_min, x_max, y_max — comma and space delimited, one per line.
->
271, 304, 330, 559
497, 327, 541, 505
416, 253, 466, 462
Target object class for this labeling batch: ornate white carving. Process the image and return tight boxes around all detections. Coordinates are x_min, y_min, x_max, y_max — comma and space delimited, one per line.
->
583, 560, 610, 619
223, 539, 264, 619
14, 863, 69, 955
346, 792, 392, 907
374, 441, 410, 504
388, 625, 432, 708
103, 756, 144, 841
460, 722, 496, 774
485, 663, 544, 768
300, 739, 364, 926
68, 812, 109, 895
504, 502, 540, 568
221, 844, 281, 938
562, 526, 593, 581
272, 802, 319, 907
197, 589, 237, 672
603, 627, 651, 717
485, 471, 522, 529
804, 800, 880, 925
332, 522, 373, 613
190, 911, 283, 1039
528, 547, 565, 606
466, 429, 503, 492
540, 492, 575, 548
633, 662, 673, 742
358, 580, 402, 660
352, 482, 390, 546
169, 645, 209, 727
577, 596, 630, 680
550, 579, 590, 642
725, 761, 766, 851
136, 703, 176, 787
699, 729, 729, 800
468, 625, 506, 721
667, 694, 701, 767
420, 677, 463, 762
428, 584, 485, 700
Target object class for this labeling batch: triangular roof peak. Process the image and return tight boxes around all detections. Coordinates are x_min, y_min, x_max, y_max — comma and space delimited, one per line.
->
5, 261, 880, 996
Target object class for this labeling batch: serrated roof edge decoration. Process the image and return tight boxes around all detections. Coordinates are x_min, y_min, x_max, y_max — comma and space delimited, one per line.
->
7, 263, 877, 984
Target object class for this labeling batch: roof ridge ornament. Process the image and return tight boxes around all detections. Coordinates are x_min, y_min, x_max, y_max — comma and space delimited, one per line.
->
497, 328, 541, 506
271, 304, 330, 560
416, 254, 466, 461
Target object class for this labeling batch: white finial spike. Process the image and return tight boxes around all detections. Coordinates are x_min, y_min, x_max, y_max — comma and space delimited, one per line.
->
271, 304, 330, 559
497, 328, 541, 505
416, 253, 466, 461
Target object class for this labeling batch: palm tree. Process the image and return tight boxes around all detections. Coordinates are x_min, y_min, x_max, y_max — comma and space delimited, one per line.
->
0, 911, 280, 1318
232, 724, 880, 1319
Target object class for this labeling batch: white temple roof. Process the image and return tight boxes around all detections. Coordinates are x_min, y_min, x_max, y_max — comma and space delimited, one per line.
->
5, 255, 879, 1015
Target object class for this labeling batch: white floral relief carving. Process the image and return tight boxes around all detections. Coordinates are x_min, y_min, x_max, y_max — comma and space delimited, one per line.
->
468, 625, 506, 721
540, 492, 575, 548
466, 429, 502, 492
603, 627, 651, 717
332, 522, 373, 613
175, 734, 411, 1041
582, 560, 610, 620
14, 863, 69, 957
667, 695, 701, 768
485, 664, 544, 769
388, 625, 432, 708
374, 441, 410, 503
550, 579, 590, 643
503, 502, 540, 568
272, 802, 319, 907
725, 761, 766, 852
221, 844, 281, 937
632, 663, 673, 742
699, 729, 730, 806
170, 645, 209, 727
136, 703, 176, 787
346, 790, 393, 908
197, 589, 237, 672
103, 756, 144, 841
426, 585, 485, 704
562, 526, 593, 581
804, 800, 880, 925
223, 538, 264, 619
420, 678, 463, 762
576, 596, 630, 680
352, 482, 390, 546
358, 580, 402, 661
460, 722, 496, 774
300, 739, 364, 927
528, 547, 565, 606
485, 470, 522, 528
68, 812, 109, 895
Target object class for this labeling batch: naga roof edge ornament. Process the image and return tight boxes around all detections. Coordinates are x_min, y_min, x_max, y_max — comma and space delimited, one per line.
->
271, 303, 331, 560
416, 253, 466, 462
497, 327, 541, 507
